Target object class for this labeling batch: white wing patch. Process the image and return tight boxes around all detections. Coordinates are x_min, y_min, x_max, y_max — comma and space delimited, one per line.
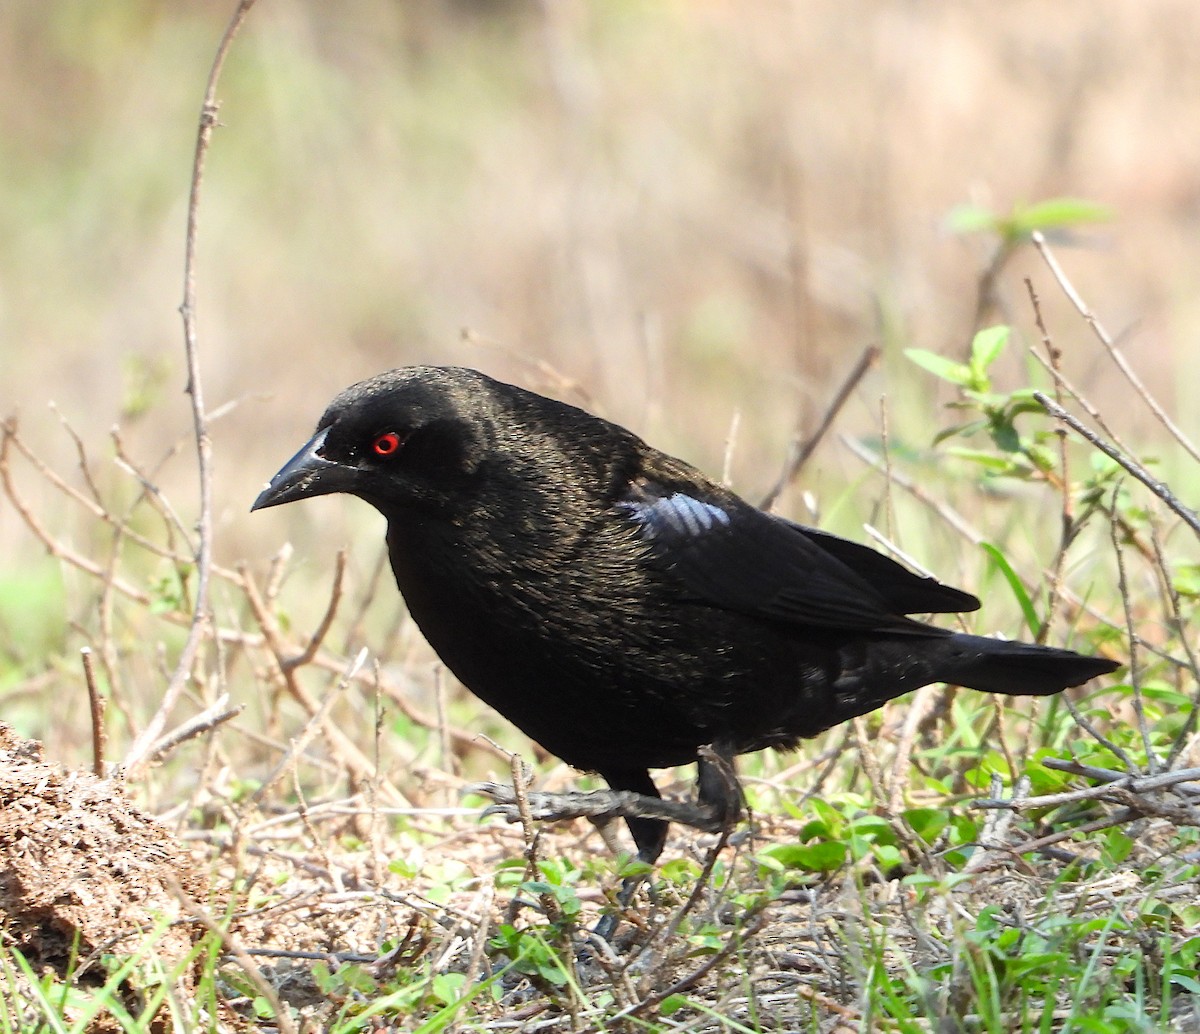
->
620, 492, 731, 539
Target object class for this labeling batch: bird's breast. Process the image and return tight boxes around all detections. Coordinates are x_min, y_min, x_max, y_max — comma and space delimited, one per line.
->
381, 515, 753, 768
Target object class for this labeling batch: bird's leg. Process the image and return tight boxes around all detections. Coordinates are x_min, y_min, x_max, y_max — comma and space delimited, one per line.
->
466, 770, 670, 940
469, 754, 745, 939
595, 769, 664, 943
695, 745, 744, 830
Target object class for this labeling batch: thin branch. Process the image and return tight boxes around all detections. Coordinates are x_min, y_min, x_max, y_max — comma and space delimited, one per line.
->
588, 911, 767, 1031
239, 564, 408, 801
759, 344, 879, 511
1032, 230, 1200, 464
144, 694, 245, 767
170, 878, 297, 1034
281, 548, 347, 672
252, 649, 367, 804
1033, 392, 1200, 541
1025, 278, 1070, 642
0, 423, 153, 606
1154, 518, 1200, 768
841, 434, 984, 545
1008, 808, 1139, 857
1108, 485, 1156, 774
127, 0, 260, 774
1027, 347, 1157, 565
80, 648, 106, 777
1043, 757, 1200, 796
1062, 691, 1139, 775
503, 752, 563, 928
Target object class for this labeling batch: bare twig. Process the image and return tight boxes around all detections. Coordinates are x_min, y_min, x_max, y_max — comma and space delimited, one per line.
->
239, 564, 416, 799
1033, 392, 1200, 541
759, 344, 879, 511
644, 746, 741, 951
81, 647, 106, 777
721, 408, 741, 488
1043, 757, 1200, 796
435, 666, 455, 785
1108, 486, 1156, 774
252, 648, 368, 803
1025, 278, 1070, 641
1152, 519, 1200, 768
126, 0, 260, 773
591, 911, 767, 1030
170, 878, 297, 1034
974, 762, 1200, 842
962, 774, 1033, 876
502, 751, 563, 928
0, 423, 153, 606
144, 694, 245, 767
879, 393, 897, 542
1061, 692, 1140, 775
888, 685, 936, 814
851, 715, 888, 806
281, 548, 347, 672
1032, 230, 1200, 464
1009, 809, 1140, 856
842, 434, 984, 545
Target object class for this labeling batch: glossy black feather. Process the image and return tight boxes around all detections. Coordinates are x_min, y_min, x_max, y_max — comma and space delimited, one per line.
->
254, 366, 1120, 862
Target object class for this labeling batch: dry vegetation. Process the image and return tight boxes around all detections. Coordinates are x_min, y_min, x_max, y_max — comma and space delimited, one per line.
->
3, 2, 1200, 1031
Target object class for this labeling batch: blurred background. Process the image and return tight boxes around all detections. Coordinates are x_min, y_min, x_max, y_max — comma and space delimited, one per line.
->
1, 0, 1196, 738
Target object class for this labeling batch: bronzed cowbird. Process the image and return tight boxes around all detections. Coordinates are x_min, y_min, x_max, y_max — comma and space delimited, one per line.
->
253, 366, 1118, 864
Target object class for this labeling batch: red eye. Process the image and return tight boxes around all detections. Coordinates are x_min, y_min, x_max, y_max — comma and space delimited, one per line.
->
372, 432, 403, 456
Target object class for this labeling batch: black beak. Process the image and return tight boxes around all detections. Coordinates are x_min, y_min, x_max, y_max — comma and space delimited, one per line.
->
251, 428, 357, 511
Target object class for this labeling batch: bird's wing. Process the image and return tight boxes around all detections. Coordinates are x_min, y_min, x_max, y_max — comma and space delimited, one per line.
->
616, 479, 971, 633
786, 522, 980, 615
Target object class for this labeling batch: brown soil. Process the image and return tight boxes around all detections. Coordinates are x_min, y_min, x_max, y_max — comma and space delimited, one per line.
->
0, 722, 208, 982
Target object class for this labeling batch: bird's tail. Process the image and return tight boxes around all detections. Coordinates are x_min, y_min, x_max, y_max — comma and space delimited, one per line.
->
932, 633, 1119, 697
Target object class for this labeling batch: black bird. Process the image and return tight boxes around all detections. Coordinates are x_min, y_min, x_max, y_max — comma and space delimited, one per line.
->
253, 366, 1118, 864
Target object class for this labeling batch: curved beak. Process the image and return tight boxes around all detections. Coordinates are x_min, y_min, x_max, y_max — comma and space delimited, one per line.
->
251, 428, 357, 511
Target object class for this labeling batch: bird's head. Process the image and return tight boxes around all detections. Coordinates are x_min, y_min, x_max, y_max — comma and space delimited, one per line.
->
251, 366, 496, 518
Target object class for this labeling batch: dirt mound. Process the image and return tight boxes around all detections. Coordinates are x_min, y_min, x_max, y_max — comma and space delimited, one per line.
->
0, 722, 208, 979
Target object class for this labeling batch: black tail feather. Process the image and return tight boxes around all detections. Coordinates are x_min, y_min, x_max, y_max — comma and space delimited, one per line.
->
938, 633, 1119, 697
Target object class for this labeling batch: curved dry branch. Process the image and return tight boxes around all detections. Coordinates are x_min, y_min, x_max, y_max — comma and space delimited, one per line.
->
125, 0, 260, 775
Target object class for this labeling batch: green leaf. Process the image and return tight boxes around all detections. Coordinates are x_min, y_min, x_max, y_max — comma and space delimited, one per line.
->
808, 797, 845, 835
1101, 830, 1134, 866
903, 808, 950, 845
660, 857, 701, 883
847, 814, 894, 840
759, 840, 847, 873
932, 420, 987, 446
989, 419, 1022, 454
974, 905, 1003, 932
388, 858, 419, 879
1170, 974, 1200, 995
970, 325, 1009, 376
980, 542, 1040, 636
431, 973, 466, 1006
904, 348, 971, 386
617, 857, 654, 879
1009, 197, 1113, 235
1173, 563, 1200, 598
946, 448, 1018, 472
873, 844, 903, 871
660, 994, 689, 1016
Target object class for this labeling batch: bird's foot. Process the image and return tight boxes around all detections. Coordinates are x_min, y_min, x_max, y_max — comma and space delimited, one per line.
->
465, 782, 727, 833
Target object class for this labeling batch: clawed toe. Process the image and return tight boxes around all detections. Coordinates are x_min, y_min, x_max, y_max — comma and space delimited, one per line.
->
464, 781, 731, 833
